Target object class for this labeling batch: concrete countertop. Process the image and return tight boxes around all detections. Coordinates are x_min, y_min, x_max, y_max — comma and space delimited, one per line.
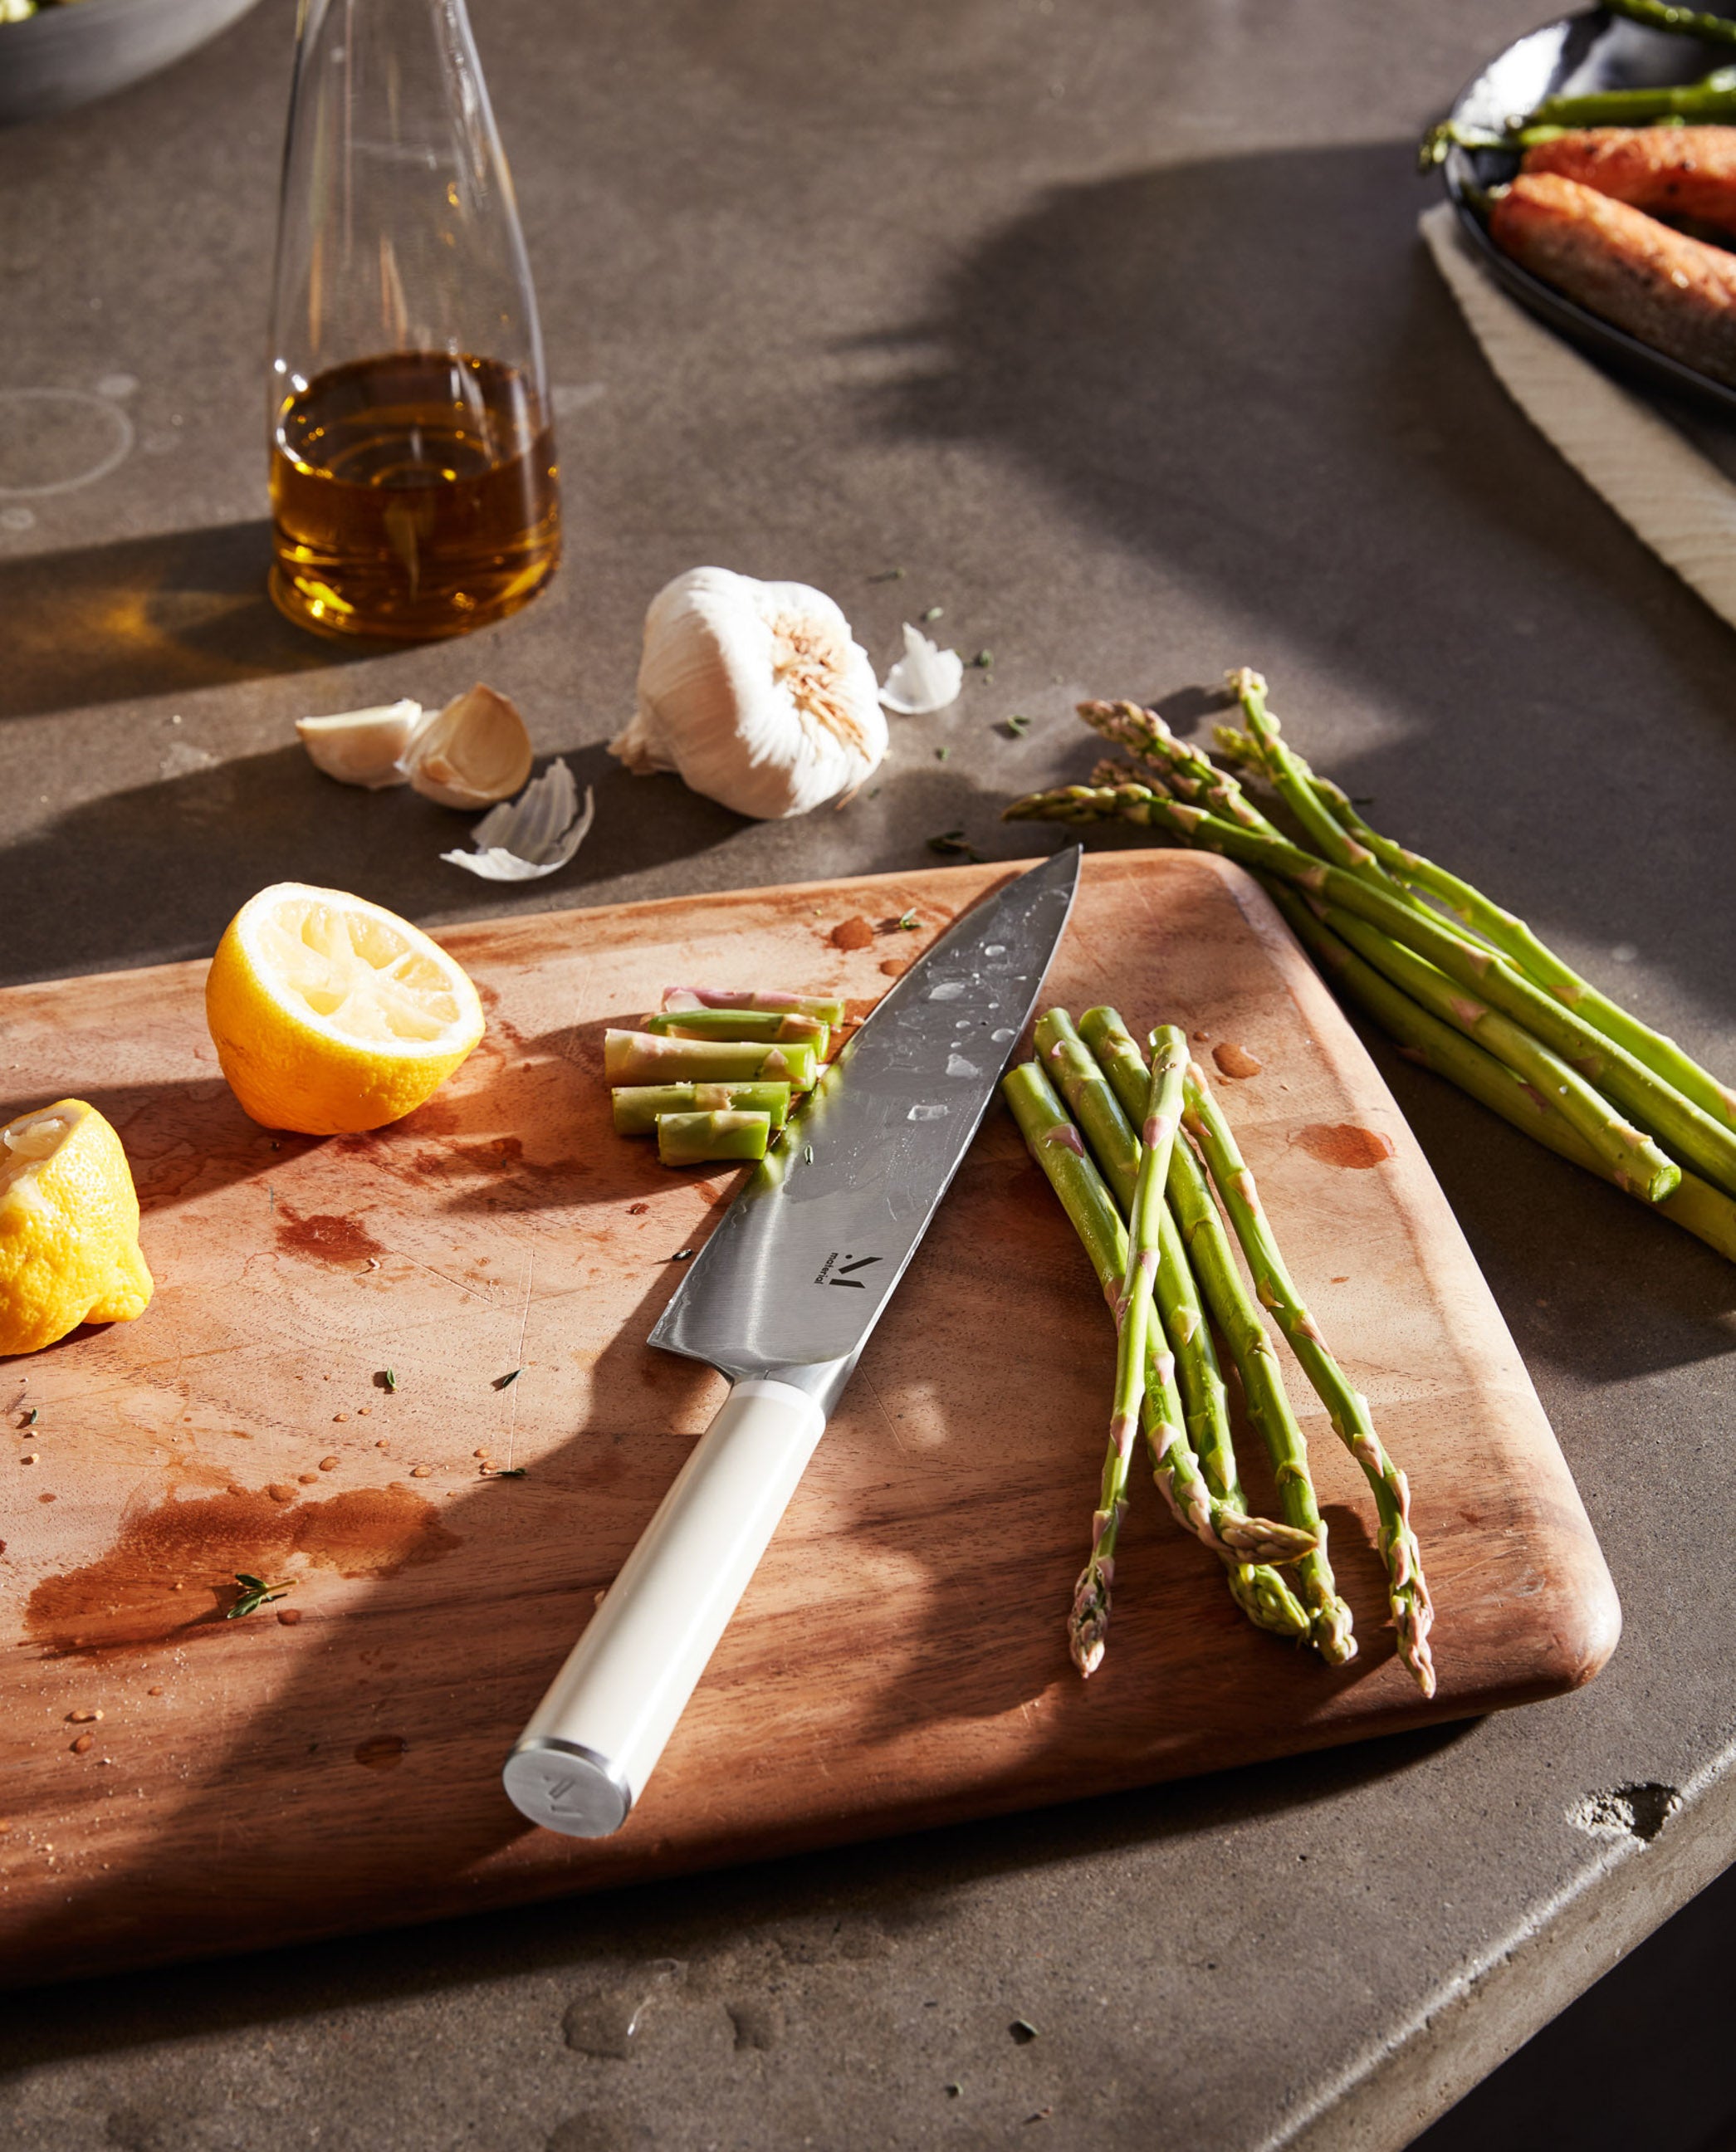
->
3, 2, 1735, 2146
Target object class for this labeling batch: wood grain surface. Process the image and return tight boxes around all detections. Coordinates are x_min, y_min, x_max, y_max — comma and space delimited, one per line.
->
0, 853, 1619, 1987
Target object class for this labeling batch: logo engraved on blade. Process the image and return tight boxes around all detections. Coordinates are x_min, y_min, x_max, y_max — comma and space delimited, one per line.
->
542, 1773, 586, 1811
813, 1252, 883, 1288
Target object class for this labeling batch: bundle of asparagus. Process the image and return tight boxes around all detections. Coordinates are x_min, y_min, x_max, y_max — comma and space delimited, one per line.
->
1004, 1005, 1434, 1695
1004, 671, 1736, 1267
608, 988, 845, 1166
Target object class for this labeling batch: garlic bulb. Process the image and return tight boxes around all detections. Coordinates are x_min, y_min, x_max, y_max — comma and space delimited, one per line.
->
610, 567, 887, 819
400, 683, 535, 809
296, 700, 423, 789
879, 624, 963, 716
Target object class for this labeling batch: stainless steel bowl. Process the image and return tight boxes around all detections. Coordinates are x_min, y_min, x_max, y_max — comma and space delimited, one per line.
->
0, 0, 265, 128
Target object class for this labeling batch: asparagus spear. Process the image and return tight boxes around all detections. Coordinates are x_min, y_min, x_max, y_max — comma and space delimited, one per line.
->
1181, 1062, 1436, 1698
656, 1110, 772, 1166
613, 1081, 793, 1136
1069, 1025, 1190, 1673
1032, 1009, 1313, 1639
1305, 902, 1681, 1203
643, 1008, 829, 1053
1532, 68, 1736, 125
1604, 0, 1736, 48
1075, 700, 1282, 835
604, 1030, 819, 1090
1420, 73, 1736, 166
1079, 1007, 1357, 1667
1227, 670, 1387, 878
1006, 781, 1736, 1200
662, 987, 846, 1023
1002, 1065, 1311, 1575
1217, 721, 1736, 1132
1267, 883, 1736, 1264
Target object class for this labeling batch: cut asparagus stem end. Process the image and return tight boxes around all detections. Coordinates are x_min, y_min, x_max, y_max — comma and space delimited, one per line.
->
654, 1109, 772, 1166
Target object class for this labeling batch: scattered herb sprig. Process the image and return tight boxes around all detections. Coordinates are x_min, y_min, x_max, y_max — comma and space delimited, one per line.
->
928, 829, 985, 862
227, 1572, 291, 1621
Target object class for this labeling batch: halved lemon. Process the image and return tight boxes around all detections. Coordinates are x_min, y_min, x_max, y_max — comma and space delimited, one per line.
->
1, 1099, 154, 1356
205, 883, 486, 1135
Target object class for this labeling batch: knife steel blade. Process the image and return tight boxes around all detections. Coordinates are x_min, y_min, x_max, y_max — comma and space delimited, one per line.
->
502, 847, 1080, 1837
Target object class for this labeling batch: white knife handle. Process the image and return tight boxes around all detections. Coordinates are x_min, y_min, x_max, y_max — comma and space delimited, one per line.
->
501, 1377, 827, 1837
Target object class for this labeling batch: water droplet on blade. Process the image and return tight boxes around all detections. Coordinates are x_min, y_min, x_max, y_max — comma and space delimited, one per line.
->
946, 1052, 980, 1078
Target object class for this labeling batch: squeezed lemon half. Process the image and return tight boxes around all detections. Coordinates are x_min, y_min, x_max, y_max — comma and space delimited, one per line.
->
205, 883, 485, 1135
0, 1099, 154, 1356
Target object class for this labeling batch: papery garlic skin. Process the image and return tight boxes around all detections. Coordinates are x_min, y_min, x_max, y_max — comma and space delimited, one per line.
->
879, 624, 963, 717
611, 567, 888, 819
401, 683, 535, 809
442, 758, 595, 882
296, 700, 423, 789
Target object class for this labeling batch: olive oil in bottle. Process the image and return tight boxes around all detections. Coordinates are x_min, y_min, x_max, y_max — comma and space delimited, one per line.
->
267, 0, 558, 642
269, 352, 560, 641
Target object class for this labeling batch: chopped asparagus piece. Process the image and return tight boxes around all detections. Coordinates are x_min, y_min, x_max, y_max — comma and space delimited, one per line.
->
643, 1009, 829, 1052
612, 1082, 793, 1137
655, 1109, 772, 1166
604, 1030, 818, 1089
662, 986, 846, 1024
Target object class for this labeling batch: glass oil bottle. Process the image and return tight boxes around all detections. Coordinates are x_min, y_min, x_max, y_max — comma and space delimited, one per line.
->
267, 0, 560, 640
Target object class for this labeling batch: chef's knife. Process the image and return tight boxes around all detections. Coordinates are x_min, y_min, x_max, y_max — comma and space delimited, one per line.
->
501, 846, 1081, 1837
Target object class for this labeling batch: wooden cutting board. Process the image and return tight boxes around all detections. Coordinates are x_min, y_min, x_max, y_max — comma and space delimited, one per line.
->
0, 853, 1618, 1986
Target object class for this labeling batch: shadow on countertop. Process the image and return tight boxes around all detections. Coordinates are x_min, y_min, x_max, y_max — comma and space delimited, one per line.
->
864, 140, 1736, 1045
0, 1717, 1473, 2068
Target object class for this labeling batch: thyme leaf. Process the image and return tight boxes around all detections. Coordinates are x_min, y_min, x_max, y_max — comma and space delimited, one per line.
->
226, 1572, 291, 1621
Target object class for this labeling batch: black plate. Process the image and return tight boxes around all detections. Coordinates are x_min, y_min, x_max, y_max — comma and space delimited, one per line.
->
1443, 8, 1736, 415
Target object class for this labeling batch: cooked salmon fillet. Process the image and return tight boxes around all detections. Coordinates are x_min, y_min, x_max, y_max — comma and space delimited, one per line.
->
1523, 125, 1736, 237
1489, 171, 1736, 385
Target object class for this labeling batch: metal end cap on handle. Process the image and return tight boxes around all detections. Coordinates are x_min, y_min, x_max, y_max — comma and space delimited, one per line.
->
502, 1735, 634, 1837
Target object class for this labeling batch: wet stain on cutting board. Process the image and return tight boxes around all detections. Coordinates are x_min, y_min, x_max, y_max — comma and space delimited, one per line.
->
26, 1485, 459, 1655
1291, 1123, 1396, 1170
273, 1201, 388, 1266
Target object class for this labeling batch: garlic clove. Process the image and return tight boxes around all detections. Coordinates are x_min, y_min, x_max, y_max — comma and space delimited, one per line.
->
610, 566, 888, 820
442, 758, 595, 882
401, 683, 535, 809
878, 624, 964, 716
296, 700, 423, 789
